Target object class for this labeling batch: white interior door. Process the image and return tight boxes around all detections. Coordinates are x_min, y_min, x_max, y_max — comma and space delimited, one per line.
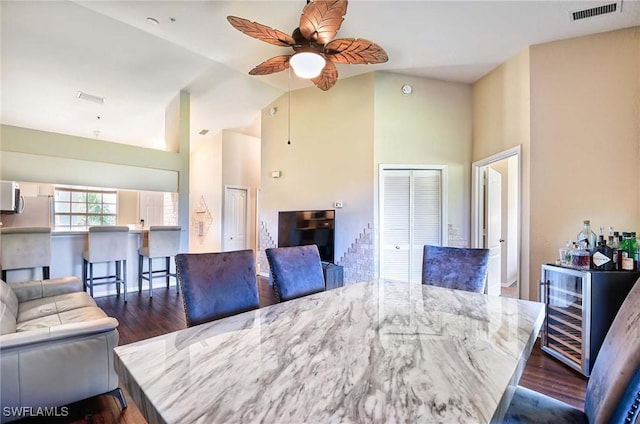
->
380, 167, 445, 283
139, 191, 164, 227
485, 167, 502, 295
224, 187, 248, 251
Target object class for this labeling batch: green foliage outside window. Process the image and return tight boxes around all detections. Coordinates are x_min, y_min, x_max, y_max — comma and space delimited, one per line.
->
54, 188, 117, 230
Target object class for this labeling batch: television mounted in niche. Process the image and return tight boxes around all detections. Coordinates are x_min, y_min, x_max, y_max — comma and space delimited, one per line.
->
278, 210, 335, 263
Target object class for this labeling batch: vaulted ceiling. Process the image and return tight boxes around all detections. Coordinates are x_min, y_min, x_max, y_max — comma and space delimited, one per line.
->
2, 1, 639, 150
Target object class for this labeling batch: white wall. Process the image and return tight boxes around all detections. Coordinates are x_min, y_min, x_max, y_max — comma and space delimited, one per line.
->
0, 91, 191, 252
189, 132, 222, 252
221, 130, 260, 251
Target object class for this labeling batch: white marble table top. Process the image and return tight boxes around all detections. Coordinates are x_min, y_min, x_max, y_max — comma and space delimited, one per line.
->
114, 279, 544, 424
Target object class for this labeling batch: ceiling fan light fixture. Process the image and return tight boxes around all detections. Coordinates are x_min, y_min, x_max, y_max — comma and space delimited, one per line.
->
289, 52, 325, 79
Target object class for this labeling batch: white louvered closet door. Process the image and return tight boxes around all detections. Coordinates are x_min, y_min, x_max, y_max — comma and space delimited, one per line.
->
381, 168, 444, 283
382, 170, 411, 282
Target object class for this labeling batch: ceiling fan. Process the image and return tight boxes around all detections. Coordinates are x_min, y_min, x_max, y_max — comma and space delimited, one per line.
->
227, 0, 388, 91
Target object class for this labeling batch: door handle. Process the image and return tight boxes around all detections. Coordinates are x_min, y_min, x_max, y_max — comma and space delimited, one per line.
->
395, 246, 400, 250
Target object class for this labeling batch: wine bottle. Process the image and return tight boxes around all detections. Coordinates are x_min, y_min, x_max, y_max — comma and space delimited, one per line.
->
592, 237, 614, 270
577, 220, 597, 251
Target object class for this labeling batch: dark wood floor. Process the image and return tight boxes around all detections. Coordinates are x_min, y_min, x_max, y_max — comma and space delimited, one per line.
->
17, 280, 587, 423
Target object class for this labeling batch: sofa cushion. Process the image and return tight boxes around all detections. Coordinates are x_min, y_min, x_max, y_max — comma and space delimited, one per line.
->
16, 306, 108, 332
1, 280, 19, 335
11, 276, 83, 303
17, 292, 97, 323
1, 301, 17, 335
0, 279, 19, 318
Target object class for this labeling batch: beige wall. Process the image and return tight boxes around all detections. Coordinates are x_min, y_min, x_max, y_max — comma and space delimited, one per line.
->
260, 72, 474, 281
260, 73, 375, 278
529, 27, 640, 298
473, 49, 531, 298
473, 27, 640, 300
118, 190, 139, 226
373, 72, 473, 247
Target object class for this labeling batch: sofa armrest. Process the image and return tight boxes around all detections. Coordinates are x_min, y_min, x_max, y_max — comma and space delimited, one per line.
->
11, 277, 83, 302
0, 317, 118, 350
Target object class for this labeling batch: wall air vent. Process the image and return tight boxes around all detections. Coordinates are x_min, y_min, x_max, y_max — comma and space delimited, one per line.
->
570, 2, 621, 21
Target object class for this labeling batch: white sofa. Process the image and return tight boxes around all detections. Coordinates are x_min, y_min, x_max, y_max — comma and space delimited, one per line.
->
0, 276, 125, 423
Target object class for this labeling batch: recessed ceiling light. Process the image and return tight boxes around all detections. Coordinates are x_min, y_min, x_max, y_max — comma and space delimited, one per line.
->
76, 91, 105, 104
146, 17, 160, 25
199, 129, 209, 135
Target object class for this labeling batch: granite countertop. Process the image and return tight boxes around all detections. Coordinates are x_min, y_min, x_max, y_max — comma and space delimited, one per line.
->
51, 228, 146, 235
114, 280, 545, 424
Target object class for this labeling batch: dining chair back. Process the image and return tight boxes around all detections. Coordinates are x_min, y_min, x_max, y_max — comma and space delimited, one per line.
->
265, 244, 325, 302
504, 277, 640, 423
175, 250, 259, 327
0, 226, 51, 282
421, 245, 490, 293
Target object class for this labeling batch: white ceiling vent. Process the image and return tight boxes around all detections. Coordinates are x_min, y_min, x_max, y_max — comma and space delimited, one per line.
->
570, 2, 621, 21
76, 91, 105, 104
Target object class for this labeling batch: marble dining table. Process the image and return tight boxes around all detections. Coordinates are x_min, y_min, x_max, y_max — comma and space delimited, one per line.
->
113, 279, 545, 424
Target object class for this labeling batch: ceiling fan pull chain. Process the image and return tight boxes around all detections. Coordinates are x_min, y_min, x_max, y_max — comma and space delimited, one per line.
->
288, 66, 292, 146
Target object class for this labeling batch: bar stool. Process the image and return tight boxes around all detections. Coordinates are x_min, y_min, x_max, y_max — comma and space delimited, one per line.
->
138, 226, 181, 297
0, 227, 51, 282
83, 226, 129, 302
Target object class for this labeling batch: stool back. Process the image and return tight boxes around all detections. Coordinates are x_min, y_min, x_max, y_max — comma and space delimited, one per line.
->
147, 226, 181, 258
0, 227, 51, 271
86, 226, 129, 263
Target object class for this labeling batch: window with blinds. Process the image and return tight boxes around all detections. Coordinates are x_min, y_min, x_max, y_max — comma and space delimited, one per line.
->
53, 187, 117, 230
380, 167, 446, 283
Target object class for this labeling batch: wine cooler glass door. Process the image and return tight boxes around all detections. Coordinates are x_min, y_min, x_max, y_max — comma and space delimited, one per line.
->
541, 265, 590, 375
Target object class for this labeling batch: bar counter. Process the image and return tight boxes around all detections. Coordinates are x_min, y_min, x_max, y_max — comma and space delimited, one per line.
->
4, 228, 176, 296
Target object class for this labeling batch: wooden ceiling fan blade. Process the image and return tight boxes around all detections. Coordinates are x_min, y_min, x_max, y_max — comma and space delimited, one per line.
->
325, 38, 389, 64
312, 61, 338, 91
227, 16, 295, 47
299, 0, 348, 45
249, 55, 292, 75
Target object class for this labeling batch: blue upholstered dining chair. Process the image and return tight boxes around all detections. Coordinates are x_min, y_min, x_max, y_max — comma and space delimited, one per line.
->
504, 277, 640, 423
265, 244, 325, 302
174, 250, 259, 327
421, 245, 490, 293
